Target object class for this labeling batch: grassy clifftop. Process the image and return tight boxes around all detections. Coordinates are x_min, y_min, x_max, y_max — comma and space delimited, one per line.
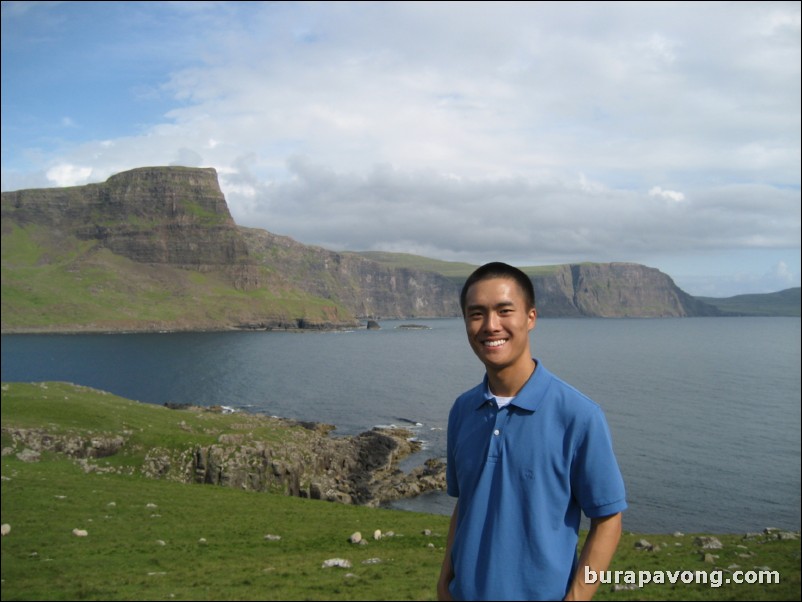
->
1, 382, 799, 601
1, 221, 355, 333
698, 288, 801, 317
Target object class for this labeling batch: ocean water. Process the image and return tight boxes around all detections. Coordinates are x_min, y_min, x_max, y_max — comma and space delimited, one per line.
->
2, 317, 799, 534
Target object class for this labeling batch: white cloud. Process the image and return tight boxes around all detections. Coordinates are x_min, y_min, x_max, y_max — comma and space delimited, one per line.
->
1, 1, 799, 294
649, 186, 686, 203
45, 164, 92, 187
767, 260, 796, 287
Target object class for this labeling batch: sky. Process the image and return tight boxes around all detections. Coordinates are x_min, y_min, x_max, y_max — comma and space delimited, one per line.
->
2, 1, 800, 297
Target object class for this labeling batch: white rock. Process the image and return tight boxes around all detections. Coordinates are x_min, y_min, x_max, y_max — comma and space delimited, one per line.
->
349, 531, 362, 544
373, 529, 382, 540
72, 529, 88, 537
322, 558, 352, 569
264, 534, 282, 541
1, 524, 10, 536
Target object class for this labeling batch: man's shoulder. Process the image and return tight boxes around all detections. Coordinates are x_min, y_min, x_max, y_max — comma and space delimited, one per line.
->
533, 363, 604, 417
448, 380, 486, 419
454, 380, 485, 405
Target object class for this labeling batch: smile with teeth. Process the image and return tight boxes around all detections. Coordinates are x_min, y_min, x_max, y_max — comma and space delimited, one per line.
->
484, 339, 507, 347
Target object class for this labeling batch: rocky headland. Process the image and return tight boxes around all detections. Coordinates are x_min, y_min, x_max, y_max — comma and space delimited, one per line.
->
2, 395, 445, 508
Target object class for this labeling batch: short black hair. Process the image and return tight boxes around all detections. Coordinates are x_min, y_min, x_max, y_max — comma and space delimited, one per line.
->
460, 262, 536, 315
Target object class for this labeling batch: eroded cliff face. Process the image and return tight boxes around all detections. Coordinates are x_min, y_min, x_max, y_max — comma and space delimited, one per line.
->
534, 263, 721, 318
240, 227, 461, 319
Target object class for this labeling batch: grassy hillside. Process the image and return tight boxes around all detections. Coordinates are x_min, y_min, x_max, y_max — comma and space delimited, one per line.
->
352, 251, 562, 281
1, 223, 354, 332
697, 288, 801, 317
2, 382, 799, 601
351, 251, 477, 282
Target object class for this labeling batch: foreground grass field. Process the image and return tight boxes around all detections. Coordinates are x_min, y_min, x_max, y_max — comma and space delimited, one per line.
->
2, 383, 799, 600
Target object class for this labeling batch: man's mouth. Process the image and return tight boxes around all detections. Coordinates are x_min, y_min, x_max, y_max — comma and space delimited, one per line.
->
483, 339, 507, 348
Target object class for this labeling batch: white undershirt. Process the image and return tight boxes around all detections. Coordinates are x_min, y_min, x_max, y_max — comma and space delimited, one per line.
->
493, 395, 515, 408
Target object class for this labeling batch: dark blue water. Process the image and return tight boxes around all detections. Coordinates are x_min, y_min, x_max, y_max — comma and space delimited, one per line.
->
2, 317, 800, 534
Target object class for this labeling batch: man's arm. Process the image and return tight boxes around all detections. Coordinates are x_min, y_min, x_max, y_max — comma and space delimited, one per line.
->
437, 502, 458, 601
564, 512, 622, 601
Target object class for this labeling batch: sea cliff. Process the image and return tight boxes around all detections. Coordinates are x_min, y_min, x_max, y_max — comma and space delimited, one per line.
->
1, 166, 722, 333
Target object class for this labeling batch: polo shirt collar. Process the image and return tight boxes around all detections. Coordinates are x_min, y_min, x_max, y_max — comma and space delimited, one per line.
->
477, 358, 547, 412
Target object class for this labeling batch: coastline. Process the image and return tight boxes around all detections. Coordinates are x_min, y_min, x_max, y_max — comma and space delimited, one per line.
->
1, 381, 446, 508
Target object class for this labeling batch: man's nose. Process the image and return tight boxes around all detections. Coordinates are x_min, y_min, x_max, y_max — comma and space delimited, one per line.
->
484, 312, 501, 331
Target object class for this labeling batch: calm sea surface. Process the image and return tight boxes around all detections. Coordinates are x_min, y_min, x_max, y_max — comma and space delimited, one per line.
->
2, 317, 800, 534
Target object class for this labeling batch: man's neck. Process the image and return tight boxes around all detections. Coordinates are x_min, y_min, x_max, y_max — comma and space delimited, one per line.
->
487, 358, 536, 397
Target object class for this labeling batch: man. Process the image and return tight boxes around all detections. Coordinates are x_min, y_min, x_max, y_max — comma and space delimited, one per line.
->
438, 262, 627, 601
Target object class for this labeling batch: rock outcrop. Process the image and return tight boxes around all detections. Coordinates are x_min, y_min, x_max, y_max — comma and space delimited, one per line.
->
1, 415, 446, 507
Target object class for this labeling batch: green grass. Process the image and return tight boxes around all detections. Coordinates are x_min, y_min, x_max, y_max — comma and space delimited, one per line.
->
697, 288, 801, 317
1, 382, 319, 471
1, 224, 354, 331
351, 251, 563, 282
351, 252, 478, 280
1, 456, 449, 601
2, 383, 800, 600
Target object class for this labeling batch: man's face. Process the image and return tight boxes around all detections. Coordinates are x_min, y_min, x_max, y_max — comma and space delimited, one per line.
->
463, 277, 536, 372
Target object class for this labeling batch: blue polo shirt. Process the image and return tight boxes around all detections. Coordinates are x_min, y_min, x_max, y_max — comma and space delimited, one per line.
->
446, 360, 627, 601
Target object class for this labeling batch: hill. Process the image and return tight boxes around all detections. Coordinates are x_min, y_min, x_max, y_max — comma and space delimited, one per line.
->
2, 166, 724, 333
697, 288, 801, 317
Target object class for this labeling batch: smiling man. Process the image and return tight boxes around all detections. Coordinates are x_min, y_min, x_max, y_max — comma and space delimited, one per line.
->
437, 262, 627, 601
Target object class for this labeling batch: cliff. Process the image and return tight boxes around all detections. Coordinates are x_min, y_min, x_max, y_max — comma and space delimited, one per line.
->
2, 166, 259, 290
532, 263, 721, 318
240, 227, 460, 319
1, 166, 721, 333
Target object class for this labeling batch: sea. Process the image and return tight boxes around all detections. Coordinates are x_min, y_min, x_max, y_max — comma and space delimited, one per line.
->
2, 317, 800, 534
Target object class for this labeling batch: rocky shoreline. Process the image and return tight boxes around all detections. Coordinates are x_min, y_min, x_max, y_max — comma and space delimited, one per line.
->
0, 318, 364, 336
2, 403, 446, 508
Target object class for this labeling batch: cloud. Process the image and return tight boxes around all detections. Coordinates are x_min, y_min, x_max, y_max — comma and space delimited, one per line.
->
170, 148, 203, 168
649, 187, 686, 203
1, 1, 799, 294
45, 164, 92, 187
766, 260, 797, 288
223, 159, 798, 267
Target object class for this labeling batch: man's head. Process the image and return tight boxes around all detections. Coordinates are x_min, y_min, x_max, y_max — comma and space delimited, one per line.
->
460, 263, 537, 378
460, 262, 536, 316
